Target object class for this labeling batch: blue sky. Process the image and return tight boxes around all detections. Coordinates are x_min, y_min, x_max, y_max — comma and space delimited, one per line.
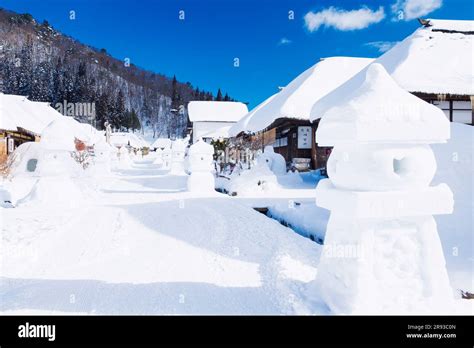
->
1, 0, 472, 107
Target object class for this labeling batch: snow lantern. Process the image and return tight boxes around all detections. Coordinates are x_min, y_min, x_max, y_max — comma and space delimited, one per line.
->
92, 140, 112, 174
187, 139, 215, 192
170, 139, 186, 175
161, 146, 172, 170
312, 64, 454, 314
153, 148, 164, 166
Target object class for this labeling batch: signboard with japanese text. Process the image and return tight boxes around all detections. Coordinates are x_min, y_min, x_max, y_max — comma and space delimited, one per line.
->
297, 126, 312, 149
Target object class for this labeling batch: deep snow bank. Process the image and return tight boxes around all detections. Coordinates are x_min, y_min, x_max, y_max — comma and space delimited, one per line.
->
432, 123, 473, 293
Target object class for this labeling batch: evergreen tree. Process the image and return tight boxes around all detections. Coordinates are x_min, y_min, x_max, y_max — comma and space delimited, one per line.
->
171, 75, 183, 138
112, 89, 126, 129
215, 88, 223, 101
96, 91, 111, 130
17, 37, 33, 96
130, 108, 141, 131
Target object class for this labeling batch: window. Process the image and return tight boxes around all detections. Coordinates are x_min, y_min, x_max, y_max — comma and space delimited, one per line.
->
26, 158, 38, 172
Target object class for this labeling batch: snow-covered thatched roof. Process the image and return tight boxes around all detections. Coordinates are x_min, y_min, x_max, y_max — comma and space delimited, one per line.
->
314, 63, 450, 145
0, 93, 61, 134
229, 57, 374, 135
376, 19, 474, 96
187, 101, 248, 123
228, 93, 278, 137
0, 94, 102, 148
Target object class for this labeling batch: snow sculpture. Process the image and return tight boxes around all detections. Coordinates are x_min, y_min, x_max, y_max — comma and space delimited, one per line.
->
92, 140, 111, 175
187, 139, 215, 192
257, 146, 287, 176
170, 139, 186, 175
313, 64, 454, 314
153, 148, 164, 166
117, 145, 131, 168
14, 119, 87, 207
161, 145, 172, 171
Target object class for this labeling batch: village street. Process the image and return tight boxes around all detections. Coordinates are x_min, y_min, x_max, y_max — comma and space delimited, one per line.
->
0, 155, 327, 315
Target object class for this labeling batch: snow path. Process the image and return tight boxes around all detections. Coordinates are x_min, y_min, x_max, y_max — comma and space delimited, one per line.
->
1, 158, 324, 314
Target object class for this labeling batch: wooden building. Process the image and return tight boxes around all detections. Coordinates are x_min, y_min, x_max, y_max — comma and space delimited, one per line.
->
231, 19, 473, 171
0, 94, 59, 165
0, 128, 38, 163
229, 57, 374, 170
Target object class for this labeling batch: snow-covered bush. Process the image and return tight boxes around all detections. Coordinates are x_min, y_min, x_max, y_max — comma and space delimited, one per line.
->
226, 161, 279, 196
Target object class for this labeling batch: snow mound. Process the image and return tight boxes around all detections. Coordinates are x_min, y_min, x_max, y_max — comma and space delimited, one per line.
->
187, 172, 215, 192
16, 177, 86, 208
432, 123, 474, 293
227, 162, 280, 196
0, 185, 13, 208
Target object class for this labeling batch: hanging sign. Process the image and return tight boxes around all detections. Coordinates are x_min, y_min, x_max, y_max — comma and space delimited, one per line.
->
297, 126, 312, 149
7, 137, 14, 153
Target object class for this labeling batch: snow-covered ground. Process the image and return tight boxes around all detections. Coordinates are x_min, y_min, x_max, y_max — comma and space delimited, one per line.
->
1, 154, 325, 315
1, 123, 472, 315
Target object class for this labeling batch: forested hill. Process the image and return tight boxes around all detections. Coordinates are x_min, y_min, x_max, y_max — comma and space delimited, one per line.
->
0, 8, 236, 138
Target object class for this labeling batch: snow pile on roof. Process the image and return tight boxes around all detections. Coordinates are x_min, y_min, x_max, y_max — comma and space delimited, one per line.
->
229, 93, 278, 136
110, 132, 149, 148
201, 125, 232, 139
188, 101, 249, 122
232, 57, 374, 134
0, 94, 61, 134
312, 63, 450, 145
151, 138, 172, 149
41, 117, 99, 151
376, 19, 474, 96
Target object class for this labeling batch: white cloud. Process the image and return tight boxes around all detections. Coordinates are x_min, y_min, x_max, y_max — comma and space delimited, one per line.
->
365, 40, 399, 53
304, 6, 385, 32
278, 37, 292, 45
391, 0, 443, 21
